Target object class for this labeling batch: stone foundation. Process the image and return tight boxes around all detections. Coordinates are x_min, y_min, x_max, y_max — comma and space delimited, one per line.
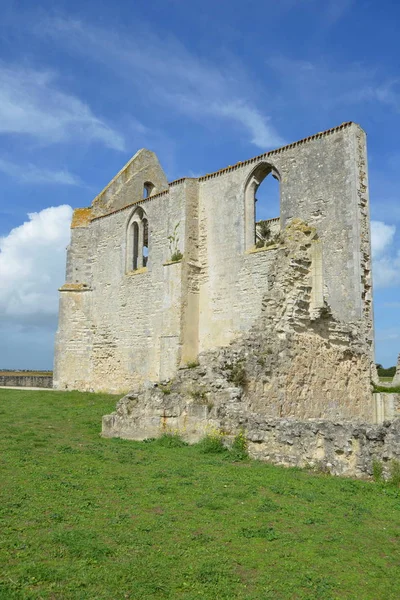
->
393, 354, 400, 385
246, 416, 400, 478
102, 395, 400, 479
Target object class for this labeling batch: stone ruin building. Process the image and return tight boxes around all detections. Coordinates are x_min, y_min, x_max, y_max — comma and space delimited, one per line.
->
54, 122, 400, 478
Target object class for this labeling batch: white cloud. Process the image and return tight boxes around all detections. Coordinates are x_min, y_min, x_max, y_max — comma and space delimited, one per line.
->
371, 220, 400, 288
213, 102, 283, 149
0, 63, 125, 151
37, 17, 284, 150
0, 205, 72, 324
371, 220, 396, 256
373, 253, 400, 289
0, 158, 82, 186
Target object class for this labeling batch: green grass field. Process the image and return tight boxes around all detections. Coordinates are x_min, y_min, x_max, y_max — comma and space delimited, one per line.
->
1, 389, 400, 599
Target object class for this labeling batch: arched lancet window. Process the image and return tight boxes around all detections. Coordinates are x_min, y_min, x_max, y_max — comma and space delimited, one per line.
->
126, 207, 149, 272
143, 182, 155, 198
244, 163, 280, 250
132, 221, 139, 270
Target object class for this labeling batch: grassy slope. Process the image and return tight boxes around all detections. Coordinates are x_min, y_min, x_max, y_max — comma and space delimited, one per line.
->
1, 390, 400, 600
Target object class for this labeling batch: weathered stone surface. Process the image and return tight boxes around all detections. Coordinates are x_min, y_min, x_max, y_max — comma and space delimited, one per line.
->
102, 218, 378, 446
55, 123, 375, 405
393, 354, 400, 385
0, 374, 53, 388
55, 122, 394, 464
246, 417, 400, 479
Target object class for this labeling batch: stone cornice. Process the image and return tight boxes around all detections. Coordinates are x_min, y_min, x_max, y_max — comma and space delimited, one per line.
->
198, 122, 354, 182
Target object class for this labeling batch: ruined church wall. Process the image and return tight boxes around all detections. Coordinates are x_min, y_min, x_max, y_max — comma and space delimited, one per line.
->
276, 124, 371, 333
54, 289, 93, 390
196, 124, 372, 356
91, 149, 169, 218
54, 183, 188, 393
197, 166, 278, 352
53, 225, 94, 390
55, 122, 374, 397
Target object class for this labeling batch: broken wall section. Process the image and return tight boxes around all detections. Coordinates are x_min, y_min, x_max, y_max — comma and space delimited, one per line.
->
103, 219, 375, 443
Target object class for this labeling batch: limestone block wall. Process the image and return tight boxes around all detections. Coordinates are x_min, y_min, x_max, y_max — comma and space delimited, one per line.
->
374, 392, 400, 422
102, 219, 375, 456
54, 288, 94, 390
196, 170, 279, 353
196, 123, 372, 357
55, 122, 375, 398
54, 182, 188, 393
0, 374, 53, 388
246, 417, 400, 479
91, 149, 169, 218
393, 354, 400, 385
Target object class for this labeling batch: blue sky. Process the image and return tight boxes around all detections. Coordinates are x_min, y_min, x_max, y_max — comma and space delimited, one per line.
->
0, 0, 399, 369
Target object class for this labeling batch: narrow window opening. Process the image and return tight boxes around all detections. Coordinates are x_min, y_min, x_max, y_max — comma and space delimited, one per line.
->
143, 182, 155, 198
245, 164, 280, 250
142, 218, 149, 267
132, 222, 139, 270
126, 207, 149, 273
255, 172, 280, 247
255, 173, 280, 222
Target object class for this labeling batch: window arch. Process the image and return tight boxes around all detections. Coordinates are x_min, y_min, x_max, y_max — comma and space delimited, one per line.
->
244, 163, 280, 250
143, 182, 155, 198
126, 207, 149, 271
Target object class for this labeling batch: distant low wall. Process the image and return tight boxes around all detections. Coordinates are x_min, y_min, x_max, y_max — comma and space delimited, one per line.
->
0, 374, 53, 388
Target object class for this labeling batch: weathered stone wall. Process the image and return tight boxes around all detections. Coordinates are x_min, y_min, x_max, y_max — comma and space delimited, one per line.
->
0, 375, 53, 388
102, 219, 375, 451
196, 123, 372, 355
102, 388, 400, 480
374, 392, 400, 422
91, 149, 169, 218
55, 122, 375, 411
54, 181, 188, 393
247, 417, 400, 479
393, 354, 400, 385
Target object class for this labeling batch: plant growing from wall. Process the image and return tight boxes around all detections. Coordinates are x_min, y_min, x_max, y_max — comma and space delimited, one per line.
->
226, 360, 247, 388
168, 222, 183, 262
186, 360, 199, 369
255, 221, 281, 249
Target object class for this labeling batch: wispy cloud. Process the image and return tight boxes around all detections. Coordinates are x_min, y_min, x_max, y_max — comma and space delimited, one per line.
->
323, 0, 354, 25
371, 220, 400, 288
35, 16, 284, 150
0, 63, 125, 151
265, 55, 400, 114
266, 56, 375, 107
0, 158, 82, 186
371, 221, 396, 257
